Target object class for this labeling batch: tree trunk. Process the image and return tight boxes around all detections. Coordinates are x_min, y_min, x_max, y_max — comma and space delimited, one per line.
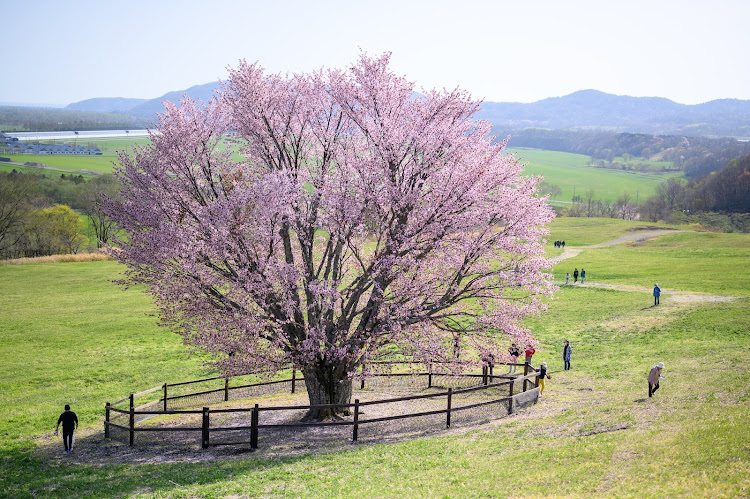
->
302, 364, 353, 420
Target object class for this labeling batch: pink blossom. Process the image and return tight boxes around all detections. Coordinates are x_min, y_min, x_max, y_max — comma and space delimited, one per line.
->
105, 53, 555, 408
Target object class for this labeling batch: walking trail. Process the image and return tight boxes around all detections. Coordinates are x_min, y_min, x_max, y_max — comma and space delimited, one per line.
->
549, 229, 735, 304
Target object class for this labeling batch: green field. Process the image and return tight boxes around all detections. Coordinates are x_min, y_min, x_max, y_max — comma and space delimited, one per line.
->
509, 148, 682, 203
0, 161, 67, 176
1, 136, 151, 175
1, 218, 748, 497
3, 140, 676, 207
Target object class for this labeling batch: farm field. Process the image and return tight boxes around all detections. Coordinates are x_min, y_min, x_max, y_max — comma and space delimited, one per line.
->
509, 148, 682, 203
1, 220, 748, 497
2, 139, 677, 205
0, 136, 151, 175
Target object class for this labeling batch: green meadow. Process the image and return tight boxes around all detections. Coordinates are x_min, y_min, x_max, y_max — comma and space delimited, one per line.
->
1, 218, 748, 497
509, 148, 682, 203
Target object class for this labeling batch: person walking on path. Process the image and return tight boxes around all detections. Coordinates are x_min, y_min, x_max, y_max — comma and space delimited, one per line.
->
563, 340, 572, 370
524, 344, 536, 369
55, 404, 78, 454
573, 268, 579, 283
561, 241, 565, 248
537, 362, 551, 394
580, 269, 586, 284
648, 362, 665, 397
507, 344, 520, 374
565, 272, 570, 285
653, 283, 661, 306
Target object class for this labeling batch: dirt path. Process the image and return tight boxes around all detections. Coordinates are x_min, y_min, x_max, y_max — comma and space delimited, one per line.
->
557, 281, 735, 304
549, 229, 683, 265
550, 228, 736, 304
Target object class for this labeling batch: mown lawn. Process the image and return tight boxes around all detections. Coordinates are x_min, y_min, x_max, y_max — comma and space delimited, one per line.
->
0, 261, 211, 445
1, 223, 749, 497
555, 230, 750, 297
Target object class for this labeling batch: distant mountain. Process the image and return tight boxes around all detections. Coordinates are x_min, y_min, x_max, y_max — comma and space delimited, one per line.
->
66, 87, 750, 138
127, 83, 220, 118
64, 84, 220, 120
477, 90, 750, 137
66, 97, 149, 113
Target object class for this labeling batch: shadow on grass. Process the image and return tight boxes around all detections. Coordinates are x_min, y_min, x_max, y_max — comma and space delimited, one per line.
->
4, 434, 345, 497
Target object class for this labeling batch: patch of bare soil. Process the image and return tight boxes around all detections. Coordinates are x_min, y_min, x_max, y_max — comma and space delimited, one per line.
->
586, 229, 684, 249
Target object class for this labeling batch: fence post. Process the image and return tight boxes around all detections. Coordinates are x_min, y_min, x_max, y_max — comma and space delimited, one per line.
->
104, 402, 110, 438
483, 366, 488, 385
489, 364, 494, 382
291, 369, 296, 394
224, 378, 229, 402
360, 364, 366, 390
446, 388, 453, 428
523, 362, 530, 392
507, 380, 515, 415
129, 393, 135, 447
250, 403, 259, 449
202, 407, 210, 449
163, 383, 168, 411
352, 399, 360, 442
428, 364, 433, 388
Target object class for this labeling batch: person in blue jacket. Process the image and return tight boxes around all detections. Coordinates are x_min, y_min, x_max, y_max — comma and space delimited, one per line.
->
653, 283, 661, 305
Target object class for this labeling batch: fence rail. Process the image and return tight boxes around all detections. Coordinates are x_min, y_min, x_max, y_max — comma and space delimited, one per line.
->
105, 363, 540, 450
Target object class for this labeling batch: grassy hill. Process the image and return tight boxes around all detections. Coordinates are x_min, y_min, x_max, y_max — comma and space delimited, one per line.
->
1, 218, 748, 497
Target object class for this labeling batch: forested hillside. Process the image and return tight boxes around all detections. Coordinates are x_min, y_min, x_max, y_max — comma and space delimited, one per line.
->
0, 106, 148, 132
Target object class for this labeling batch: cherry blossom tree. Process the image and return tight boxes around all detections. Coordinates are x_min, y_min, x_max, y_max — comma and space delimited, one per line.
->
106, 54, 554, 419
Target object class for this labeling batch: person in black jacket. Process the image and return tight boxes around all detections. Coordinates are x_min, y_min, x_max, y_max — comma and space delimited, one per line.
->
55, 404, 78, 454
573, 268, 579, 283
536, 362, 551, 394
507, 344, 520, 374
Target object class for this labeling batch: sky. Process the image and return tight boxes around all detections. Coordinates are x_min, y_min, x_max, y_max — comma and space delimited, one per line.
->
2, 0, 749, 107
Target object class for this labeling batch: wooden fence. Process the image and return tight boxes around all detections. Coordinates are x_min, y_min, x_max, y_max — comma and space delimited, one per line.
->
104, 363, 539, 450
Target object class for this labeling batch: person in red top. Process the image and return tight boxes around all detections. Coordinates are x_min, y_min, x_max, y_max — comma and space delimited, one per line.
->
524, 345, 536, 368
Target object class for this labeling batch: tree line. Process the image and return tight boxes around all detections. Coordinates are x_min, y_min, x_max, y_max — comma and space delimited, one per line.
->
3, 148, 748, 262
0, 171, 118, 259
0, 106, 150, 132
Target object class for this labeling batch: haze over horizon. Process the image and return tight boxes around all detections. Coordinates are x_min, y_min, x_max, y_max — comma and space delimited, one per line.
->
2, 0, 749, 108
